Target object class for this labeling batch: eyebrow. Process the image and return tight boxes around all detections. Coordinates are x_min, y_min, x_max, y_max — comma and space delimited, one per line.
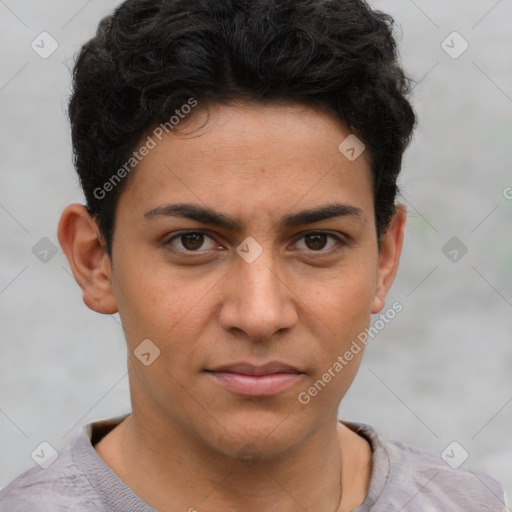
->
143, 202, 364, 231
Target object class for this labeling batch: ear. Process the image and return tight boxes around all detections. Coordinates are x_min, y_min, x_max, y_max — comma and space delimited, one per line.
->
371, 204, 406, 314
57, 204, 118, 315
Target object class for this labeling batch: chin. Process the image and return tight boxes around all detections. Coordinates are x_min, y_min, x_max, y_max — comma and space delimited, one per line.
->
196, 405, 318, 461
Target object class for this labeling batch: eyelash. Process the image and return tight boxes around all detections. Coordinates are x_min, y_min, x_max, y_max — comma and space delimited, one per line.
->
163, 230, 347, 256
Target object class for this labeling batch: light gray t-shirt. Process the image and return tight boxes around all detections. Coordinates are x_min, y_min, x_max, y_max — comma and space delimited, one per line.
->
0, 414, 506, 511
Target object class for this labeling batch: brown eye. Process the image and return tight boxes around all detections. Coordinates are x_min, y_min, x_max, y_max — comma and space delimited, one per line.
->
166, 231, 218, 252
293, 231, 345, 253
181, 233, 205, 250
304, 233, 329, 250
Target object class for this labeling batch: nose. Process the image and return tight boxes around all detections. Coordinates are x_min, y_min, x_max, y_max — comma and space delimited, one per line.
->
218, 250, 298, 341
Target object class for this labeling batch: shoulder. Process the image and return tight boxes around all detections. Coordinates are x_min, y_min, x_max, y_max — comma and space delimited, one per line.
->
347, 422, 506, 512
384, 438, 504, 510
0, 435, 101, 512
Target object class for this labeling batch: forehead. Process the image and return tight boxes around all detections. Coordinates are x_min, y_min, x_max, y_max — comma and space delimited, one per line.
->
117, 102, 374, 225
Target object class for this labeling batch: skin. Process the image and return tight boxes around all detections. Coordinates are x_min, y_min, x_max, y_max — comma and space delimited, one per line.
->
58, 102, 406, 512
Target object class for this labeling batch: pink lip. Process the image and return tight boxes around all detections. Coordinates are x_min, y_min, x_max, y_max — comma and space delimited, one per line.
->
205, 362, 304, 396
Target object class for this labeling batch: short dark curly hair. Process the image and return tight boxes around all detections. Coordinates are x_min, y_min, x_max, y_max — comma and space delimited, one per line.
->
68, 0, 416, 258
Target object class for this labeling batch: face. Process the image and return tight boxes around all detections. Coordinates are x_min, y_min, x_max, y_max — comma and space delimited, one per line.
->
65, 102, 404, 459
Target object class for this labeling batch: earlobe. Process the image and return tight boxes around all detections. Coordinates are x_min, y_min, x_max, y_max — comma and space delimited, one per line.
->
371, 204, 406, 314
57, 204, 118, 315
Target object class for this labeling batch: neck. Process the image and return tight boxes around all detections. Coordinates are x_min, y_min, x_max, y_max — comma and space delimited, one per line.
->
95, 408, 372, 512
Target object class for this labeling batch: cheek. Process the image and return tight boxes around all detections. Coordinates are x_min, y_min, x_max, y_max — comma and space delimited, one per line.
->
297, 258, 376, 395
304, 260, 376, 333
111, 258, 198, 343
112, 259, 222, 374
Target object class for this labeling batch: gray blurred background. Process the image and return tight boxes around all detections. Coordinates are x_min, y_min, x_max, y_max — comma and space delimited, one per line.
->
1, 0, 511, 503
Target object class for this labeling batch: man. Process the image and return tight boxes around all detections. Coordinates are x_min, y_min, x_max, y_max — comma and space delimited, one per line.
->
0, 0, 505, 510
